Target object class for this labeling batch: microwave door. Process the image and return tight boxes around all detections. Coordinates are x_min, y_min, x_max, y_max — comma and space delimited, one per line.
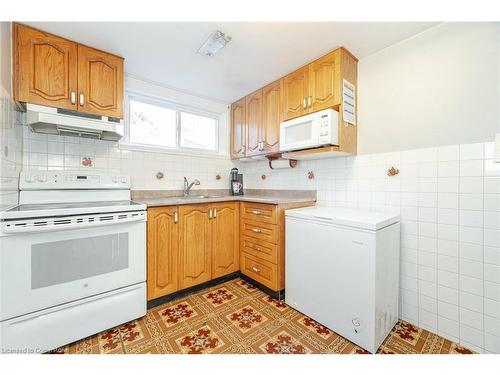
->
280, 118, 319, 151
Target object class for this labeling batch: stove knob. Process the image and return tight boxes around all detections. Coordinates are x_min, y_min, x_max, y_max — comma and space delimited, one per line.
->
37, 174, 47, 183
120, 177, 128, 184
112, 176, 119, 183
25, 174, 34, 183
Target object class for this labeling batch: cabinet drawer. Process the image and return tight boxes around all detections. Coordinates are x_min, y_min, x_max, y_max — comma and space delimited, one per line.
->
240, 202, 277, 224
240, 251, 278, 290
240, 235, 278, 264
240, 218, 278, 244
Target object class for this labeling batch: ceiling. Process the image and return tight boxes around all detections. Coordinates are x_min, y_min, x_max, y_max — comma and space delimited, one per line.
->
26, 22, 437, 103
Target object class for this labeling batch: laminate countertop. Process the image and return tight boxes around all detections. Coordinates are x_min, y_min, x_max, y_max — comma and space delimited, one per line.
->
135, 194, 316, 207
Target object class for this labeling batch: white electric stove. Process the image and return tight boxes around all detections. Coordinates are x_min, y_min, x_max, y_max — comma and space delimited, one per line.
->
0, 171, 147, 353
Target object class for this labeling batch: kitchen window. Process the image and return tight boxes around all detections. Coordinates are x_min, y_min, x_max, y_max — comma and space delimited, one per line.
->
123, 93, 220, 154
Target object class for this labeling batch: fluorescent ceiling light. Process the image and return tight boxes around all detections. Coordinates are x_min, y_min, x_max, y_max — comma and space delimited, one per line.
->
197, 30, 232, 57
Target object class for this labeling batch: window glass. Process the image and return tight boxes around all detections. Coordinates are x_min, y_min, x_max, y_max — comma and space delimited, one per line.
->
180, 112, 217, 151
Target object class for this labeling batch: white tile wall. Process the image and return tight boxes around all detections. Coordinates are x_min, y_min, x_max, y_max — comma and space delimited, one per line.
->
237, 141, 500, 353
22, 126, 235, 192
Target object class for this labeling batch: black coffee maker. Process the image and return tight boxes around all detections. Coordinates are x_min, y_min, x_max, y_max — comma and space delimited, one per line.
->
230, 168, 243, 196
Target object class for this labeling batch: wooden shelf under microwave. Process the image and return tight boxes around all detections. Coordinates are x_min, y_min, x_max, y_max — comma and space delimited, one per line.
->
281, 146, 351, 160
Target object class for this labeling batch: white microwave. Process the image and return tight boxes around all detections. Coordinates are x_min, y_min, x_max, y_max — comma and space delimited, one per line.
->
279, 108, 339, 152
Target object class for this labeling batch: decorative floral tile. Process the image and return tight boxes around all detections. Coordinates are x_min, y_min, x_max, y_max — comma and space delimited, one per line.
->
97, 328, 123, 353
158, 301, 199, 327
262, 295, 289, 311
237, 280, 258, 292
392, 321, 422, 345
173, 324, 226, 354
297, 316, 333, 340
258, 330, 312, 354
226, 305, 268, 334
202, 287, 237, 307
450, 343, 475, 354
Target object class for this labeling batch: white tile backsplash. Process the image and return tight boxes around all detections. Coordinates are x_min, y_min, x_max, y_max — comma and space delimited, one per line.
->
238, 141, 500, 352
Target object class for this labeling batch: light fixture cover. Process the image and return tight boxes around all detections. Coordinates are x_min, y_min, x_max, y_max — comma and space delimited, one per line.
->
197, 30, 231, 57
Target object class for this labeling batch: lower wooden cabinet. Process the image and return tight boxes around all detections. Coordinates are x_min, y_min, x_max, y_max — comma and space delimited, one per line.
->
211, 202, 239, 279
178, 204, 212, 289
147, 202, 239, 301
147, 206, 179, 300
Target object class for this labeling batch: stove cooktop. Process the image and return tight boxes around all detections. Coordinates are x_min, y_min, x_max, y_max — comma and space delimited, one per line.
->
0, 200, 146, 220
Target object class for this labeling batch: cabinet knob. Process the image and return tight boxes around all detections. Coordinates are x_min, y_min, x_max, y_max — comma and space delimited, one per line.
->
174, 211, 178, 223
252, 228, 262, 233
302, 97, 307, 110
209, 208, 213, 219
213, 208, 217, 218
251, 266, 261, 273
253, 246, 261, 251
251, 210, 261, 215
70, 91, 76, 105
308, 96, 312, 108
79, 93, 85, 106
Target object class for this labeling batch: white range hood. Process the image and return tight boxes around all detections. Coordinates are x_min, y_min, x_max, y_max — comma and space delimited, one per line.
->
26, 104, 124, 141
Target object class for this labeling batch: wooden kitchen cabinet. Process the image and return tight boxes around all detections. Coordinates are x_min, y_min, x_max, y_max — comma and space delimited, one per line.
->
13, 23, 124, 119
147, 206, 179, 300
239, 201, 315, 292
261, 80, 281, 153
211, 202, 239, 278
245, 89, 263, 156
230, 98, 246, 158
13, 23, 78, 111
308, 50, 338, 113
280, 65, 309, 121
230, 47, 358, 159
178, 204, 212, 289
77, 45, 124, 118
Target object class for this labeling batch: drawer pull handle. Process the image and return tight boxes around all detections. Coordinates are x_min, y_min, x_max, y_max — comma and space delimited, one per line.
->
252, 228, 262, 233
251, 210, 262, 215
252, 266, 261, 273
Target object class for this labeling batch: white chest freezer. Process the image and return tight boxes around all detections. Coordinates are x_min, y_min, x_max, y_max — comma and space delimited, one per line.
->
285, 206, 400, 353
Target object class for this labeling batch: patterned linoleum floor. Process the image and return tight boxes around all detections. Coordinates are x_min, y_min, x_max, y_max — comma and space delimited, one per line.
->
51, 278, 474, 354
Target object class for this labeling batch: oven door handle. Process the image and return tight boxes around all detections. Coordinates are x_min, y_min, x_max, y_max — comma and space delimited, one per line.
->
1, 212, 147, 234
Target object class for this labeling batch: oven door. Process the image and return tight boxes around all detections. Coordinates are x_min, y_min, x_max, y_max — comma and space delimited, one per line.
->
0, 215, 146, 321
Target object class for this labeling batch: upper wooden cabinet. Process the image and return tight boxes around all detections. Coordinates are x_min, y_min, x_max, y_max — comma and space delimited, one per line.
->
280, 65, 309, 121
245, 89, 263, 157
308, 50, 338, 113
230, 98, 246, 159
230, 47, 358, 159
77, 45, 124, 118
13, 23, 78, 111
13, 23, 124, 119
261, 80, 281, 154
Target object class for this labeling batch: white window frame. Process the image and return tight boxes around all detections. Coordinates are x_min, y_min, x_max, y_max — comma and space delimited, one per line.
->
121, 90, 223, 157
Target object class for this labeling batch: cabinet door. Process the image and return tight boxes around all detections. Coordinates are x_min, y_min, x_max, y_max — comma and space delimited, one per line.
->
212, 202, 239, 278
261, 80, 281, 153
230, 98, 246, 159
77, 45, 124, 118
147, 207, 179, 300
245, 89, 263, 156
13, 23, 78, 110
178, 205, 212, 289
280, 65, 309, 121
309, 50, 338, 112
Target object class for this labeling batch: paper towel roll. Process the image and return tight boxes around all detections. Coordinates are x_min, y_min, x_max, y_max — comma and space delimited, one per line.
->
269, 159, 297, 169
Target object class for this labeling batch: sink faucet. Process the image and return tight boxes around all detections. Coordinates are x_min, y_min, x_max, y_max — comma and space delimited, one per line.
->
183, 177, 200, 196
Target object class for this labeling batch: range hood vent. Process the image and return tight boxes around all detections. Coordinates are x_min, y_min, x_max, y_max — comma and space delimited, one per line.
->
26, 104, 124, 141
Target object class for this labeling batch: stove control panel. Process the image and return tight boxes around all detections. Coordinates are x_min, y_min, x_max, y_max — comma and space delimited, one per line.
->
20, 171, 131, 190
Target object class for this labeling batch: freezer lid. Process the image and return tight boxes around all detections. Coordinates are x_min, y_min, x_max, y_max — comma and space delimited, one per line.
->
285, 206, 400, 231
